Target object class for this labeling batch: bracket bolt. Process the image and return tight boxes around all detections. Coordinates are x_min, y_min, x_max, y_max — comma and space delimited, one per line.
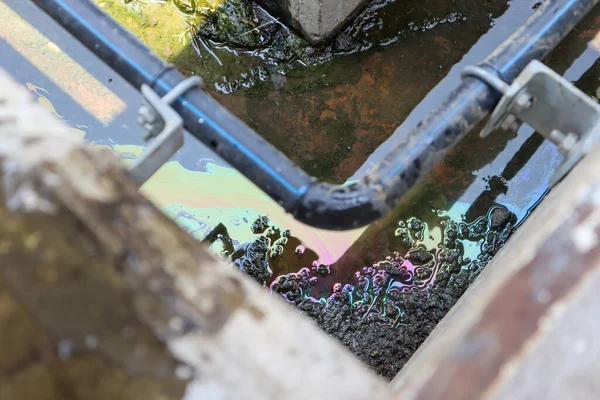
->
548, 130, 579, 154
500, 114, 521, 132
561, 132, 579, 154
515, 91, 534, 111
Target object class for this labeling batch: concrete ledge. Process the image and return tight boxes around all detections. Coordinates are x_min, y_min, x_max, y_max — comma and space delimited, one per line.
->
0, 68, 393, 400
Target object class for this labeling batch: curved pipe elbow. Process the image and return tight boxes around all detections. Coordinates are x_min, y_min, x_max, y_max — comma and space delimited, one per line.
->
290, 180, 393, 230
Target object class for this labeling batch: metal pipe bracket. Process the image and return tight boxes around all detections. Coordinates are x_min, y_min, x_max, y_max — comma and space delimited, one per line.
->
128, 76, 202, 185
463, 60, 600, 186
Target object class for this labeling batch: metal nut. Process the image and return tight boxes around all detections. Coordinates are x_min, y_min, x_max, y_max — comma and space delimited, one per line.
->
515, 91, 534, 111
500, 114, 521, 132
560, 132, 579, 153
548, 130, 579, 154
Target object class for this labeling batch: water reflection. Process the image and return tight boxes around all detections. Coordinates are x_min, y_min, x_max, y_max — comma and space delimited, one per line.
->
351, 0, 545, 179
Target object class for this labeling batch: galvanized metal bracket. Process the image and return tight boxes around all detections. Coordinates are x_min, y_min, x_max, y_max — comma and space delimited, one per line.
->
128, 77, 202, 185
462, 60, 600, 186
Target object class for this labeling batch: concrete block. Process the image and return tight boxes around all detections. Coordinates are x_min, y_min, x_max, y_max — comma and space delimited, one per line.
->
258, 0, 368, 43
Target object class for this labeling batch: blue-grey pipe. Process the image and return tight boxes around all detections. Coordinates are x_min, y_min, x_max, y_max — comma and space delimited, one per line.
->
30, 0, 598, 230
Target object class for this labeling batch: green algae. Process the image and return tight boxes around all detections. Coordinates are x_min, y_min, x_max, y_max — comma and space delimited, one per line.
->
198, 0, 260, 48
93, 0, 214, 63
309, 117, 357, 180
93, 0, 273, 89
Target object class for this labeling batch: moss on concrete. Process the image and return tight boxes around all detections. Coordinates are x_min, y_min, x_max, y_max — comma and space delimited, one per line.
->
93, 0, 214, 63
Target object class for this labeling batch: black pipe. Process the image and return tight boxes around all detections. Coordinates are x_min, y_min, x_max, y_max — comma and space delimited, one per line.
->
30, 0, 598, 230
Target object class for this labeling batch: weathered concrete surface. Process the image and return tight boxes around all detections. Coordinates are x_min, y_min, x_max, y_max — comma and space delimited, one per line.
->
0, 68, 394, 400
258, 0, 368, 43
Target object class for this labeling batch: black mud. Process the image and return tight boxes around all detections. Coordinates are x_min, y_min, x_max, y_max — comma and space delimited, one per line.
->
205, 206, 516, 378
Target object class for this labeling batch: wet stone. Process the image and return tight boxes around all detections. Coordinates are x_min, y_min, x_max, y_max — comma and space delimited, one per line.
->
232, 236, 272, 286
251, 216, 270, 234
203, 223, 235, 256
317, 264, 330, 275
489, 207, 514, 231
333, 33, 354, 52
407, 249, 433, 265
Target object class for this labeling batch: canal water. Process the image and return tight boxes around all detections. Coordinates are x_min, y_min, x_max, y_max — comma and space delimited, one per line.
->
3, 0, 600, 379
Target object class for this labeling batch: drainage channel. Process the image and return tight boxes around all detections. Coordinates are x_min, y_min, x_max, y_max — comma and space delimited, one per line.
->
2, 0, 600, 379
